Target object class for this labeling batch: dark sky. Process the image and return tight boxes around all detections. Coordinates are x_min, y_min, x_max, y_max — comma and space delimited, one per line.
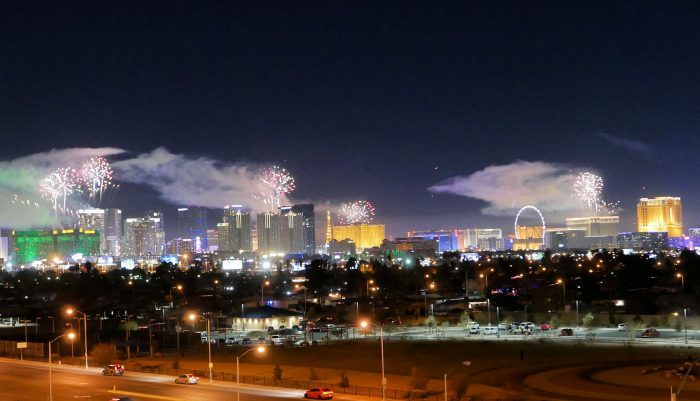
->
0, 1, 698, 237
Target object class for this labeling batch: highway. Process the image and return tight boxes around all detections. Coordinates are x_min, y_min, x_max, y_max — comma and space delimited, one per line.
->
0, 359, 328, 401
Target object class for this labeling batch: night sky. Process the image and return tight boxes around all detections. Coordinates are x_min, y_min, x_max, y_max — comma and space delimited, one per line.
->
0, 2, 698, 238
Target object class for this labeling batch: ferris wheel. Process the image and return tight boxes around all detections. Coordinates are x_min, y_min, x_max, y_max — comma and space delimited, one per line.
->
514, 205, 546, 248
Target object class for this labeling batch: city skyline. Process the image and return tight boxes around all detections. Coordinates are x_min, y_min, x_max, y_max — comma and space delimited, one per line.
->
0, 2, 698, 237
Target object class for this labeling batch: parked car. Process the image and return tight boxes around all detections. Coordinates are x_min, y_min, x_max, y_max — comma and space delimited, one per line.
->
304, 388, 334, 399
617, 323, 628, 331
497, 323, 508, 331
640, 328, 660, 338
520, 322, 535, 330
469, 325, 480, 335
559, 328, 574, 336
240, 337, 252, 345
482, 326, 498, 335
102, 364, 125, 376
270, 335, 284, 345
539, 323, 551, 331
175, 374, 199, 384
225, 337, 239, 346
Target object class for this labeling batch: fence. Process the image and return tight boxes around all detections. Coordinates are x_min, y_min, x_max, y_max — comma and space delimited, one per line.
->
0, 340, 44, 358
128, 362, 442, 401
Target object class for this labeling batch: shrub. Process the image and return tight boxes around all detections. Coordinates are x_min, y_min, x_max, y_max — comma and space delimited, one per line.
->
90, 343, 117, 366
339, 371, 350, 388
273, 364, 283, 380
409, 367, 429, 390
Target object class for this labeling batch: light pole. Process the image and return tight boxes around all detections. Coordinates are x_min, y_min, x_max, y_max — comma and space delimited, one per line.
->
683, 308, 688, 345
360, 320, 386, 401
367, 279, 374, 296
237, 346, 266, 401
556, 279, 566, 306
48, 316, 55, 333
20, 319, 30, 360
36, 317, 42, 334
575, 300, 580, 332
677, 273, 685, 291
148, 319, 156, 357
486, 299, 491, 326
189, 313, 213, 383
49, 331, 76, 401
65, 307, 89, 369
479, 273, 488, 296
443, 361, 471, 401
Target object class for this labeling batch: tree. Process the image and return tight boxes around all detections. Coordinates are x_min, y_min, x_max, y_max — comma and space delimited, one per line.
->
582, 313, 595, 329
273, 364, 283, 381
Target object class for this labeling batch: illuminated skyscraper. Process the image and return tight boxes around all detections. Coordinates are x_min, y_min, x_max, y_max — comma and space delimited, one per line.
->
637, 197, 683, 237
291, 204, 315, 254
325, 208, 333, 245
104, 208, 122, 256
124, 215, 165, 257
407, 229, 458, 252
280, 206, 304, 253
565, 216, 619, 237
178, 207, 208, 251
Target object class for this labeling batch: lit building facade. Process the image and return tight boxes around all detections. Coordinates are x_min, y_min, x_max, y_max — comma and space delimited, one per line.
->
618, 231, 668, 252
177, 207, 208, 252
637, 197, 683, 237
280, 207, 304, 254
256, 212, 281, 254
332, 223, 385, 251
513, 225, 544, 250
464, 228, 503, 250
223, 205, 252, 252
78, 209, 107, 253
104, 208, 122, 256
11, 228, 100, 264
124, 215, 165, 257
407, 229, 458, 252
566, 216, 619, 237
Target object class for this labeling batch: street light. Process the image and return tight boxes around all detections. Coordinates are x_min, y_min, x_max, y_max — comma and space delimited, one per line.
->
424, 283, 436, 317
170, 284, 183, 308
360, 320, 386, 401
65, 307, 88, 369
261, 279, 270, 305
188, 313, 213, 383
556, 278, 566, 305
443, 361, 471, 401
236, 346, 265, 401
49, 331, 76, 401
677, 273, 685, 291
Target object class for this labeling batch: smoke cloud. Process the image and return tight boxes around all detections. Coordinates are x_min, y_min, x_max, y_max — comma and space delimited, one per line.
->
428, 160, 581, 216
0, 147, 125, 228
0, 147, 288, 229
112, 147, 287, 212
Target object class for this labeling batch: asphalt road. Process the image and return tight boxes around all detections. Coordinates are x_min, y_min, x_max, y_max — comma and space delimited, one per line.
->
0, 359, 329, 401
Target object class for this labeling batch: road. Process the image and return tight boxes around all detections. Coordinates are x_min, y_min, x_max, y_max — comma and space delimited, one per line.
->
0, 359, 336, 401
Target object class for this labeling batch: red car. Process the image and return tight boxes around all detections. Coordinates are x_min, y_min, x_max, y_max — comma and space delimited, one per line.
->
540, 323, 551, 331
304, 388, 334, 399
640, 328, 660, 338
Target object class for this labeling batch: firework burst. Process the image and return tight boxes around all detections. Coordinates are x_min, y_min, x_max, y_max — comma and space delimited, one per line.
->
338, 200, 376, 224
260, 166, 295, 208
80, 157, 114, 204
40, 167, 79, 212
572, 171, 620, 215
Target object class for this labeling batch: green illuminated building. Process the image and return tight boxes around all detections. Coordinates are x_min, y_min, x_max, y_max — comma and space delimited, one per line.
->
11, 228, 100, 264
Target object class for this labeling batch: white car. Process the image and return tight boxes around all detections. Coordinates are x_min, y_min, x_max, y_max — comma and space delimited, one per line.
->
617, 323, 628, 331
497, 323, 508, 331
482, 326, 498, 335
225, 337, 239, 346
175, 374, 199, 384
469, 326, 480, 335
520, 322, 535, 330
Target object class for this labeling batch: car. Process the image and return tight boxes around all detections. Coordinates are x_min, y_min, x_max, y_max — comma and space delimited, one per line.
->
240, 337, 252, 345
482, 326, 498, 335
109, 398, 134, 401
520, 322, 535, 330
225, 337, 239, 345
304, 388, 334, 399
497, 323, 508, 331
640, 328, 660, 338
617, 323, 628, 331
102, 364, 125, 376
175, 374, 199, 384
469, 326, 480, 335
559, 328, 574, 336
540, 323, 551, 331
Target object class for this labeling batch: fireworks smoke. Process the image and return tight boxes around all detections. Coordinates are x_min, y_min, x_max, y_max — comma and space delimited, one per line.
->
338, 200, 376, 224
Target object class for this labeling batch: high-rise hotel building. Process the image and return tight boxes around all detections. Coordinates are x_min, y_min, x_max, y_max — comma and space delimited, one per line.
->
637, 197, 683, 237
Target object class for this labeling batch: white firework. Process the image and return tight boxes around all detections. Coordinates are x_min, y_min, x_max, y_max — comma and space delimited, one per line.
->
40, 167, 78, 212
338, 201, 375, 224
573, 172, 603, 213
80, 157, 113, 204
